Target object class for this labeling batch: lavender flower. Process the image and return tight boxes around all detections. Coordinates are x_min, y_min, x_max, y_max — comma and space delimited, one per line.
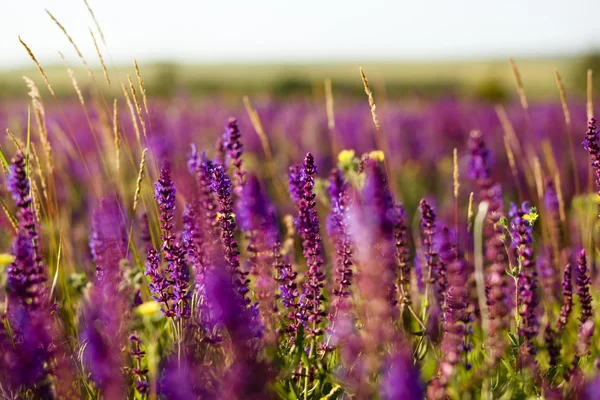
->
394, 204, 411, 307
145, 248, 173, 317
82, 287, 127, 399
510, 202, 540, 356
6, 150, 47, 308
583, 117, 600, 217
7, 230, 46, 311
420, 199, 443, 309
327, 169, 354, 323
467, 130, 509, 364
576, 250, 593, 324
90, 197, 128, 284
223, 117, 246, 194
288, 153, 326, 336
544, 324, 560, 368
129, 332, 149, 395
211, 163, 251, 305
380, 351, 424, 400
204, 268, 273, 398
274, 241, 300, 338
437, 227, 471, 385
153, 160, 191, 319
237, 175, 279, 334
557, 263, 573, 332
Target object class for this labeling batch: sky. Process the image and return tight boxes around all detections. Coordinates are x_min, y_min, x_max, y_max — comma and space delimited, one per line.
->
0, 0, 599, 69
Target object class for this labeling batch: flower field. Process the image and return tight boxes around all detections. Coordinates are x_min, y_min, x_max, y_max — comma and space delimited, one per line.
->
2, 12, 600, 400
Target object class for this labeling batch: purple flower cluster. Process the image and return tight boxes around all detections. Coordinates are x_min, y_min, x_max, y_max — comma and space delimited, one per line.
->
509, 202, 540, 355
583, 118, 600, 217
289, 153, 326, 336
394, 204, 411, 307
467, 130, 509, 364
420, 199, 445, 309
576, 250, 593, 324
90, 196, 128, 284
557, 263, 573, 332
223, 117, 246, 194
327, 168, 354, 322
145, 160, 191, 319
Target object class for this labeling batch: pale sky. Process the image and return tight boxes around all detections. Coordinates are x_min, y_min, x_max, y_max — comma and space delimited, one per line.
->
0, 0, 599, 69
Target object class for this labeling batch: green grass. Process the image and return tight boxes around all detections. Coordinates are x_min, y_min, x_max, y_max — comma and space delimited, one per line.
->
0, 56, 587, 100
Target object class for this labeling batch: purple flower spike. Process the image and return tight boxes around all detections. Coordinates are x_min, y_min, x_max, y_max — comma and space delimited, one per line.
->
7, 230, 46, 311
223, 117, 246, 194
211, 163, 251, 306
583, 118, 600, 218
380, 351, 424, 400
467, 130, 509, 365
557, 263, 573, 332
394, 204, 411, 307
90, 196, 128, 284
289, 153, 326, 337
438, 227, 471, 385
419, 198, 444, 311
576, 250, 593, 324
82, 287, 127, 399
509, 202, 540, 356
327, 169, 354, 324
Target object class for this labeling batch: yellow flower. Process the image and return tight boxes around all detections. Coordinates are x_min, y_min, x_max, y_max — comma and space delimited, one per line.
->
136, 301, 161, 317
368, 150, 385, 162
0, 253, 15, 266
337, 149, 355, 164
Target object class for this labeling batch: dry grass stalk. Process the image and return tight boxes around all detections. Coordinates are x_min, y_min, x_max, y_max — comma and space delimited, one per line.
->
18, 37, 55, 96
59, 52, 85, 106
31, 143, 49, 202
83, 0, 107, 45
134, 60, 149, 117
0, 197, 18, 232
453, 148, 460, 199
467, 192, 474, 232
133, 148, 148, 213
90, 29, 110, 86
127, 75, 147, 140
113, 99, 121, 174
242, 96, 286, 198
46, 10, 95, 81
5, 129, 23, 150
503, 135, 523, 200
508, 57, 529, 111
553, 68, 579, 194
23, 77, 53, 175
121, 82, 142, 145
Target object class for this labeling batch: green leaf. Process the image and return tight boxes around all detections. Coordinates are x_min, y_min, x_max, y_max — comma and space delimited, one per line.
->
320, 385, 343, 399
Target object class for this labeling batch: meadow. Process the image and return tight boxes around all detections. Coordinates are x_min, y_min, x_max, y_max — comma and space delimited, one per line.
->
2, 6, 600, 400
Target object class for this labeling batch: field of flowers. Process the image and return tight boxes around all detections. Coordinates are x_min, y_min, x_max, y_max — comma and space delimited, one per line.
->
2, 14, 600, 399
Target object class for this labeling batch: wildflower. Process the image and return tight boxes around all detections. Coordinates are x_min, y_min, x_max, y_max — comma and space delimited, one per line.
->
467, 130, 509, 365
556, 263, 573, 332
288, 153, 326, 336
136, 300, 162, 317
576, 250, 593, 324
223, 117, 246, 194
583, 118, 600, 217
380, 351, 424, 400
338, 149, 355, 164
368, 150, 385, 161
510, 202, 540, 356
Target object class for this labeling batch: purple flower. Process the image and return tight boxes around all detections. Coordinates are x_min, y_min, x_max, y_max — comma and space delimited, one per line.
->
363, 160, 398, 308
7, 230, 46, 311
288, 153, 326, 337
420, 198, 445, 311
90, 196, 128, 284
152, 159, 191, 319
274, 241, 300, 338
204, 268, 272, 397
237, 175, 279, 334
394, 204, 411, 308
467, 130, 509, 365
129, 332, 149, 395
380, 351, 424, 400
223, 117, 246, 194
509, 202, 539, 356
6, 150, 47, 307
557, 263, 573, 332
437, 227, 471, 384
544, 323, 560, 368
576, 250, 593, 324
583, 118, 600, 217
82, 287, 127, 399
0, 306, 54, 396
211, 163, 251, 306
327, 169, 354, 324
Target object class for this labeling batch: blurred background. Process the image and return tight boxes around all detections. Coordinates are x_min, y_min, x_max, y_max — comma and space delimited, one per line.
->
1, 0, 600, 101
